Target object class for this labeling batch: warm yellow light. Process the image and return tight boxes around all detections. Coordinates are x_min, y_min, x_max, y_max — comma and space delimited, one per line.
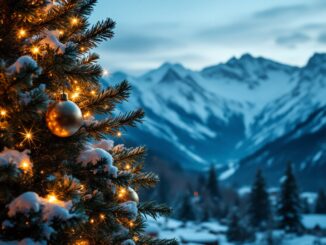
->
83, 111, 91, 119
59, 30, 64, 35
125, 164, 131, 170
129, 221, 134, 228
116, 131, 122, 137
46, 194, 58, 203
133, 236, 139, 242
71, 17, 79, 25
0, 110, 6, 117
80, 47, 85, 51
71, 92, 79, 100
89, 218, 94, 224
20, 128, 35, 144
31, 46, 40, 55
18, 29, 27, 38
118, 188, 126, 199
99, 214, 105, 220
90, 90, 96, 96
21, 161, 30, 171
75, 240, 89, 245
25, 132, 32, 139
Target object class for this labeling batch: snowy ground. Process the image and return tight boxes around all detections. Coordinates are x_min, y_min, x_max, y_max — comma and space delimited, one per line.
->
145, 215, 326, 245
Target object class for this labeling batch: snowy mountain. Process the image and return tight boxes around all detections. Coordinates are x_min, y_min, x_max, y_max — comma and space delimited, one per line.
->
105, 53, 326, 190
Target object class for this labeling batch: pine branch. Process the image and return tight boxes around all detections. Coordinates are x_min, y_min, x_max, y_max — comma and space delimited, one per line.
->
77, 0, 98, 17
138, 202, 172, 219
138, 236, 178, 245
131, 172, 159, 188
113, 146, 146, 167
84, 109, 144, 139
79, 81, 131, 115
73, 18, 115, 50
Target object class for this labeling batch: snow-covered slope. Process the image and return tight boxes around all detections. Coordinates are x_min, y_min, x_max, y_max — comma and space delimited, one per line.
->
105, 53, 326, 190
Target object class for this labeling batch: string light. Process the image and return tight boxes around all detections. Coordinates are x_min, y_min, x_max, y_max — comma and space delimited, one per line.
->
128, 221, 134, 228
125, 164, 131, 170
90, 90, 96, 96
99, 214, 105, 220
20, 161, 30, 172
31, 46, 40, 55
71, 17, 79, 25
75, 240, 89, 245
80, 47, 85, 51
89, 218, 94, 224
83, 111, 91, 119
71, 92, 79, 100
0, 109, 7, 117
116, 131, 122, 137
18, 29, 27, 38
58, 30, 64, 35
102, 69, 109, 76
46, 194, 58, 203
20, 128, 35, 144
118, 188, 126, 199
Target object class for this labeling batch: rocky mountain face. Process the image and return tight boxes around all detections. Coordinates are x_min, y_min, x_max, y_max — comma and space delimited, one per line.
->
104, 53, 326, 191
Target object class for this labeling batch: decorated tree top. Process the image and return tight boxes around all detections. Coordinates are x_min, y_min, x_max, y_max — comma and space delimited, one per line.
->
0, 0, 176, 244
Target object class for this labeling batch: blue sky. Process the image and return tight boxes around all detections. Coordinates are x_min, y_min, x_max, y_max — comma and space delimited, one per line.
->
91, 0, 326, 75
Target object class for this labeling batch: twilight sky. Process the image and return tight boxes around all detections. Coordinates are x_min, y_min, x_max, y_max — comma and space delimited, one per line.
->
90, 0, 326, 75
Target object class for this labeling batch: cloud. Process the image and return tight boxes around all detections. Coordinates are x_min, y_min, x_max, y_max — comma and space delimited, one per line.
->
276, 33, 310, 48
318, 32, 326, 44
102, 33, 180, 54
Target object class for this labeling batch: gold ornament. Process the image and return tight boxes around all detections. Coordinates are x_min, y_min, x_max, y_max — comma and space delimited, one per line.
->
46, 93, 83, 137
118, 187, 139, 203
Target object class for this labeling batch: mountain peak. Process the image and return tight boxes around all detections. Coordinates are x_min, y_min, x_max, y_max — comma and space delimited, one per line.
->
306, 53, 326, 69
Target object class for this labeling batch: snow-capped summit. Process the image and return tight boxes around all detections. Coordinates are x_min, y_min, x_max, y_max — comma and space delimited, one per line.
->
107, 53, 326, 190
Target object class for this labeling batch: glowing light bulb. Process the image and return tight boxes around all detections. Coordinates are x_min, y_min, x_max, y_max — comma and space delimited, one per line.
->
21, 161, 30, 171
90, 218, 94, 224
129, 221, 134, 228
116, 131, 122, 137
125, 164, 131, 170
71, 17, 79, 25
118, 188, 126, 198
80, 46, 85, 51
59, 30, 64, 35
0, 109, 7, 117
99, 214, 105, 220
102, 69, 109, 77
90, 90, 96, 96
47, 194, 58, 203
71, 92, 79, 100
31, 46, 40, 55
18, 29, 27, 38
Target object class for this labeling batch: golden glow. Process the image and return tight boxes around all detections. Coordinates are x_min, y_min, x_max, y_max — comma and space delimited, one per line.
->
133, 236, 139, 242
71, 92, 79, 100
46, 194, 58, 203
83, 111, 91, 119
18, 29, 27, 38
71, 17, 79, 25
75, 240, 89, 245
20, 128, 35, 144
59, 30, 64, 35
80, 46, 85, 51
118, 187, 126, 199
90, 90, 96, 96
116, 131, 122, 137
125, 164, 131, 170
31, 46, 40, 55
21, 161, 30, 171
129, 221, 134, 228
0, 109, 7, 117
90, 218, 94, 224
99, 213, 105, 220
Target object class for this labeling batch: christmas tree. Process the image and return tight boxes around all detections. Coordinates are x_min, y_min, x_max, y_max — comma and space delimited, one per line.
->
276, 163, 302, 233
248, 169, 271, 230
0, 1, 176, 244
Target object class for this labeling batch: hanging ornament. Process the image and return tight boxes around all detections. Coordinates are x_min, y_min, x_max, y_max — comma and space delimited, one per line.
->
46, 93, 83, 137
119, 187, 139, 203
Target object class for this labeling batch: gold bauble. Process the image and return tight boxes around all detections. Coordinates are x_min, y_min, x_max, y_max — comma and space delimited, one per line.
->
46, 93, 83, 137
126, 187, 139, 203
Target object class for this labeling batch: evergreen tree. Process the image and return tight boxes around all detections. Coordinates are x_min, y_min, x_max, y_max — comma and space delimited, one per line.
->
206, 164, 219, 198
226, 212, 255, 243
248, 169, 271, 230
0, 1, 175, 244
178, 191, 196, 221
315, 189, 326, 214
277, 163, 302, 232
